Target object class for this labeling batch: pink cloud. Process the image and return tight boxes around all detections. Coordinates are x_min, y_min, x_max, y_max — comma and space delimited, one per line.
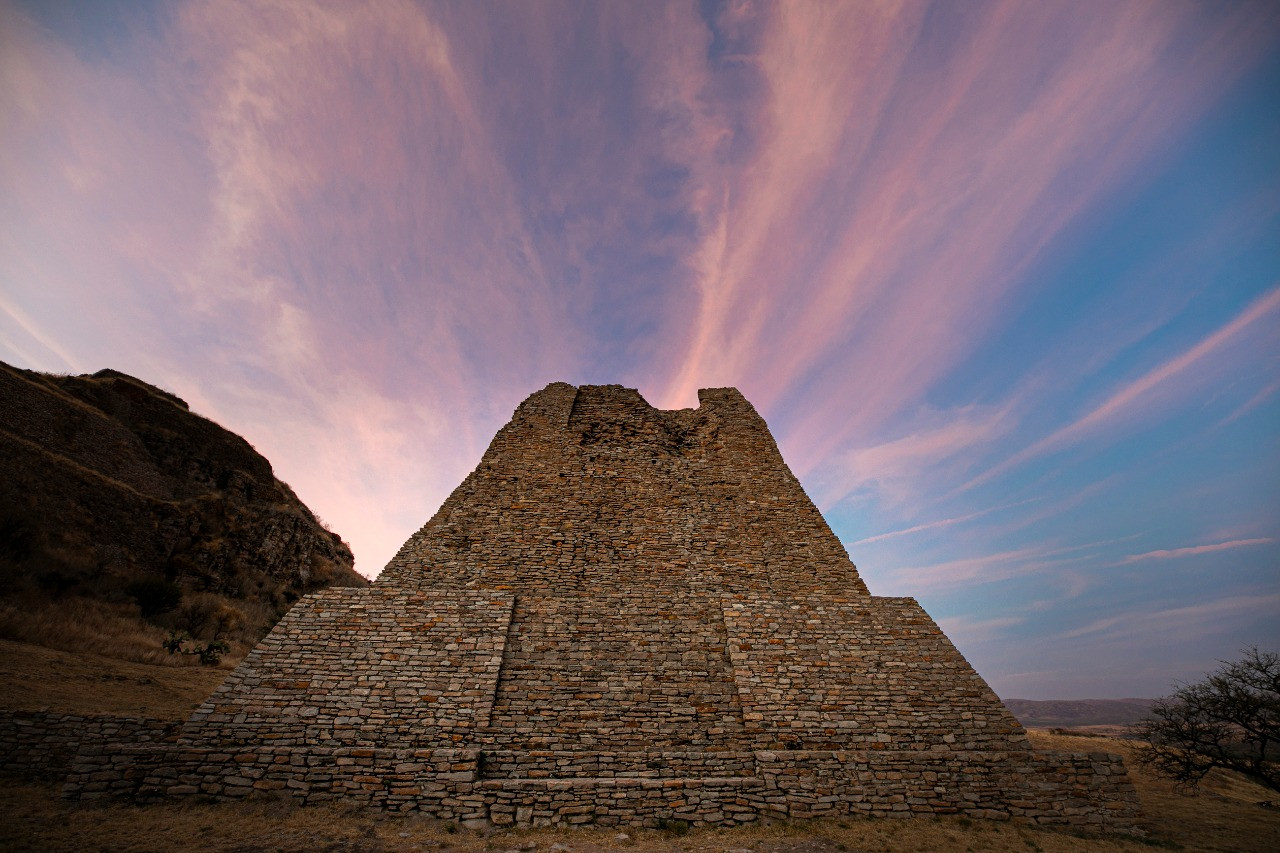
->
1220, 378, 1280, 426
0, 299, 81, 372
819, 402, 1016, 509
651, 1, 1277, 479
882, 545, 1058, 593
0, 4, 212, 376
1117, 537, 1276, 565
960, 285, 1280, 492
658, 1, 929, 409
174, 0, 576, 371
877, 533, 1144, 595
936, 614, 1027, 647
844, 497, 1042, 547
1056, 592, 1280, 643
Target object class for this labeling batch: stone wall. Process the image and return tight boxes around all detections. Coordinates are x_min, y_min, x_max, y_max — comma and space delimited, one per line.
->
722, 595, 1029, 750
379, 385, 866, 596
163, 587, 1031, 761
181, 588, 513, 748
485, 592, 744, 752
65, 740, 1140, 830
60, 584, 1144, 831
0, 710, 173, 781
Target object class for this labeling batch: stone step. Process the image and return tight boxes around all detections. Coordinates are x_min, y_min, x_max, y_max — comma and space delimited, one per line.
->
477, 750, 757, 779
479, 776, 765, 789
487, 592, 746, 750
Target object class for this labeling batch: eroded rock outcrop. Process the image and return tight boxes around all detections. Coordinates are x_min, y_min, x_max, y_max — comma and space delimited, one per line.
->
0, 360, 365, 643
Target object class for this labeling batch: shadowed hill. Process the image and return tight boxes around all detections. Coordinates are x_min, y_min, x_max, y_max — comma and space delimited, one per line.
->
1003, 698, 1156, 729
0, 360, 365, 661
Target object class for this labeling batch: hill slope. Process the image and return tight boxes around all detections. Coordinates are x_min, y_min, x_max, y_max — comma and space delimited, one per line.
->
1003, 698, 1156, 728
0, 361, 365, 660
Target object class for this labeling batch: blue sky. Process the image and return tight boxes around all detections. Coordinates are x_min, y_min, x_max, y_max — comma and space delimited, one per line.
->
1, 0, 1277, 699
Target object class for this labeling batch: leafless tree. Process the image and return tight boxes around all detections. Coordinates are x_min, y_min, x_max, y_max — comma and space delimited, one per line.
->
1133, 647, 1279, 794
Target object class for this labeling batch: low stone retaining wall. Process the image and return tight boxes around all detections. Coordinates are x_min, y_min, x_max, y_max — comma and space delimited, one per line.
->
62, 740, 1142, 832
483, 776, 767, 827
66, 744, 486, 817
4, 709, 1141, 832
0, 710, 174, 781
753, 749, 1137, 826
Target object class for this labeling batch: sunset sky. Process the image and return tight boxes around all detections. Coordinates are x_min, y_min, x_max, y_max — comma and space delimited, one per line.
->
2, 0, 1277, 700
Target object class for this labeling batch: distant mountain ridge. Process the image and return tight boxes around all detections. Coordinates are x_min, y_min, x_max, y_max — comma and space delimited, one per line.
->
1003, 698, 1156, 728
0, 360, 365, 653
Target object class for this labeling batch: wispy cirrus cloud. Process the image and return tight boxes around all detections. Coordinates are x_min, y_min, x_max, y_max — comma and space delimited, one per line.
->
1220, 378, 1280, 426
0, 2, 210, 378
177, 0, 575, 376
2, 0, 1277, 696
1056, 592, 1280, 644
936, 614, 1027, 646
657, 1, 1277, 475
0, 300, 81, 373
882, 546, 1058, 594
823, 403, 1016, 508
1118, 538, 1276, 565
844, 499, 1038, 548
960, 285, 1280, 493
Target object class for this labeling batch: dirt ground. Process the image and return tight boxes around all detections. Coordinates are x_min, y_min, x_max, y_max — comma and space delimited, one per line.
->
0, 784, 1208, 853
0, 638, 228, 719
1, 639, 1277, 852
1029, 729, 1279, 853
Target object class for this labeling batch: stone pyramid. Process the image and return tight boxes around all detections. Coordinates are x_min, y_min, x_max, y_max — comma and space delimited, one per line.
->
69, 384, 1139, 830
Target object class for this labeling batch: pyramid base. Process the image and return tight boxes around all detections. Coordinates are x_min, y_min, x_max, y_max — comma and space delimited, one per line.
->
64, 742, 1143, 832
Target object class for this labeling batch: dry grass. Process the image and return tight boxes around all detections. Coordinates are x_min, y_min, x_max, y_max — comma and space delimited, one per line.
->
0, 641, 1277, 851
0, 596, 250, 667
1028, 729, 1279, 853
0, 784, 1188, 853
0, 638, 227, 719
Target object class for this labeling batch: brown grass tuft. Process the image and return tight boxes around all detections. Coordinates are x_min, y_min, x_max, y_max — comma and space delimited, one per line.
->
0, 595, 246, 667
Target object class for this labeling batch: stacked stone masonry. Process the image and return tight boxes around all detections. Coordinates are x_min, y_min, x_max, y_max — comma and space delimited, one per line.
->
0, 710, 173, 781
61, 384, 1142, 831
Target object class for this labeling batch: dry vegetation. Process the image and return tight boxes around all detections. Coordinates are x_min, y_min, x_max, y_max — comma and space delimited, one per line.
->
0, 639, 226, 719
0, 789, 1202, 853
1029, 730, 1278, 852
0, 594, 255, 667
1, 640, 1276, 852
0, 361, 365, 680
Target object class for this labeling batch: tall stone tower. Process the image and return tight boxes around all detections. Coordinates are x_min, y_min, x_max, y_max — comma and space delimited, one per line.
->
69, 384, 1139, 830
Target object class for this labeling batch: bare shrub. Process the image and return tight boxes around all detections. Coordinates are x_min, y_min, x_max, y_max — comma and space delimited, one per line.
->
1134, 647, 1279, 794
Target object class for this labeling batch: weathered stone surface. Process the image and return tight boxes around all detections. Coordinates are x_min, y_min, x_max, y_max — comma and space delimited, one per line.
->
0, 360, 365, 639
61, 383, 1141, 830
0, 710, 174, 781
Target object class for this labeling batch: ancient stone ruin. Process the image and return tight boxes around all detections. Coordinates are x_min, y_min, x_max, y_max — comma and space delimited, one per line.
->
67, 383, 1140, 829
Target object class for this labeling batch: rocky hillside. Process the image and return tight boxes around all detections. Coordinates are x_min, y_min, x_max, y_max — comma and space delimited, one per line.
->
1003, 698, 1156, 729
0, 360, 365, 656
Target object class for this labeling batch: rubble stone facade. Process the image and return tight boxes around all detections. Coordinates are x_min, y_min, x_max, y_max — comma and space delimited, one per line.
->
65, 384, 1141, 830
